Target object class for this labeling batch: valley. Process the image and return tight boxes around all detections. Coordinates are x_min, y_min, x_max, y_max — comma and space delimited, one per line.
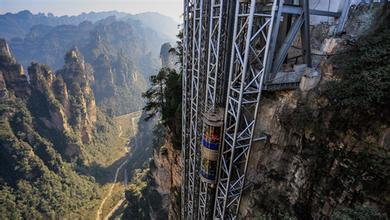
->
0, 9, 176, 219
96, 111, 141, 220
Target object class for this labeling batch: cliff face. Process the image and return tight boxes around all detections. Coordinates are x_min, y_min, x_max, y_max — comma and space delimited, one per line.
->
0, 39, 102, 218
240, 4, 390, 219
0, 39, 97, 159
160, 42, 178, 70
84, 31, 148, 115
123, 42, 182, 219
241, 88, 389, 218
57, 48, 97, 144
152, 134, 182, 219
0, 39, 29, 97
149, 43, 182, 219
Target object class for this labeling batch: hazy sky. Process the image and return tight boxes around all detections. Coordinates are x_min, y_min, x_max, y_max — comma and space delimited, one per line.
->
0, 0, 183, 22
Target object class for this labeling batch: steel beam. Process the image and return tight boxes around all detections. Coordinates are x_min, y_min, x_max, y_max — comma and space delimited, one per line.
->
264, 0, 284, 82
335, 0, 352, 35
271, 14, 304, 77
281, 6, 341, 17
300, 0, 312, 68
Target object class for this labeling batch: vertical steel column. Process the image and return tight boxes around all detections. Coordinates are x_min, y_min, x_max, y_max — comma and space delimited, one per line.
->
198, 0, 226, 219
264, 0, 284, 82
213, 0, 278, 219
188, 0, 207, 218
335, 0, 352, 35
182, 0, 193, 218
271, 13, 304, 76
300, 0, 312, 67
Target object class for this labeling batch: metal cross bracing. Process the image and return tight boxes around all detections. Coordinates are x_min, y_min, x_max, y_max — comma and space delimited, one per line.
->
181, 0, 193, 218
213, 0, 278, 219
198, 0, 228, 219
187, 0, 210, 218
204, 0, 227, 113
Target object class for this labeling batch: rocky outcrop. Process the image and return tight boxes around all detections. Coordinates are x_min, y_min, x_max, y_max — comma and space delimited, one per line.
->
0, 39, 98, 158
152, 135, 182, 219
28, 63, 71, 133
85, 33, 148, 115
241, 79, 389, 218
26, 47, 97, 147
0, 71, 9, 99
160, 42, 178, 70
0, 38, 115, 219
58, 48, 97, 143
0, 39, 30, 97
0, 38, 28, 97
0, 39, 13, 58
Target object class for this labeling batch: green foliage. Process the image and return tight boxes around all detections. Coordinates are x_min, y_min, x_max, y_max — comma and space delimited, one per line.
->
325, 26, 390, 130
0, 98, 101, 219
0, 186, 21, 220
143, 67, 182, 149
143, 30, 184, 151
283, 24, 390, 136
331, 206, 387, 220
128, 168, 151, 197
123, 165, 167, 220
82, 109, 120, 165
276, 20, 390, 219
0, 75, 116, 218
253, 212, 296, 220
170, 30, 184, 71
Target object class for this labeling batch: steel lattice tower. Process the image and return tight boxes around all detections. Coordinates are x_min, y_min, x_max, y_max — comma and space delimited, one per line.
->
198, 0, 229, 219
181, 0, 193, 218
187, 0, 210, 218
213, 1, 278, 218
182, 0, 355, 219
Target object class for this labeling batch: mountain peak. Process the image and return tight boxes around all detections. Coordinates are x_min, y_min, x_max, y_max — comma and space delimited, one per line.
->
65, 47, 82, 64
61, 48, 93, 86
17, 10, 33, 16
0, 39, 29, 97
0, 39, 13, 59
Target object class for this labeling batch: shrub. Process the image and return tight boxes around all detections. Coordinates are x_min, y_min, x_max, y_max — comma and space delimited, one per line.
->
331, 206, 387, 220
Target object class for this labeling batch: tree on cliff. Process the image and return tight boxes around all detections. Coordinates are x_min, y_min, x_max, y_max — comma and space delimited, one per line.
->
142, 67, 182, 148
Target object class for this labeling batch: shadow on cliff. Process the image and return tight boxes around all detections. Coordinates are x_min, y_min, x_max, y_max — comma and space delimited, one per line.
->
76, 155, 130, 185
77, 112, 156, 185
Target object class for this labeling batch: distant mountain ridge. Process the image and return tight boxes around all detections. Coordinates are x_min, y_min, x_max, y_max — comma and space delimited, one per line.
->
0, 10, 178, 41
0, 10, 179, 115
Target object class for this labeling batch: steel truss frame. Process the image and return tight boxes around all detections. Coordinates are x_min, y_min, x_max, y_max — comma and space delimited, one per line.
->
181, 0, 193, 219
213, 1, 278, 219
183, 0, 354, 219
198, 0, 227, 219
188, 0, 208, 218
204, 0, 226, 113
